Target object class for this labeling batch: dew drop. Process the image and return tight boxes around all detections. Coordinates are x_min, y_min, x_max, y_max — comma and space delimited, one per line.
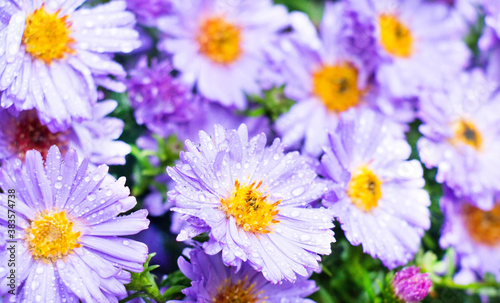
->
292, 187, 305, 196
300, 234, 311, 242
54, 182, 62, 189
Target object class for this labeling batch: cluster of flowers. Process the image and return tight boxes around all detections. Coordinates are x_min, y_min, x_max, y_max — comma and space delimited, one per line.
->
0, 0, 498, 301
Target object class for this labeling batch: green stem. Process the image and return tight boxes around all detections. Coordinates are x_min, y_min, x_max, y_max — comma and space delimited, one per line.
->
431, 276, 500, 292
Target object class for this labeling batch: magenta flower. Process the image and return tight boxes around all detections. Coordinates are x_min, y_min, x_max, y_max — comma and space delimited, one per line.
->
392, 266, 432, 303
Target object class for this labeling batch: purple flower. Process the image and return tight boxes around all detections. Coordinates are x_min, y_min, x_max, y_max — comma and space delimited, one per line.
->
167, 124, 335, 283
418, 70, 500, 209
275, 2, 411, 157
0, 0, 140, 131
391, 266, 432, 303
157, 0, 289, 109
126, 0, 173, 26
0, 146, 149, 302
127, 57, 197, 138
0, 100, 131, 165
320, 110, 430, 269
347, 0, 470, 99
440, 186, 500, 281
134, 103, 270, 218
127, 56, 272, 140
171, 247, 318, 303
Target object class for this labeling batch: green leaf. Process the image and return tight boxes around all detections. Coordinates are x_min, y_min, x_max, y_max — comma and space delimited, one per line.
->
162, 285, 188, 301
123, 253, 164, 303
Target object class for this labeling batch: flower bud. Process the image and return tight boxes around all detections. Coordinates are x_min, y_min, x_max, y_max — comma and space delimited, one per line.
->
391, 266, 432, 303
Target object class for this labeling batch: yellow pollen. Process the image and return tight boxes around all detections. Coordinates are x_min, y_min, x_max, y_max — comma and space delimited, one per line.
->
196, 16, 242, 65
452, 119, 483, 151
464, 203, 500, 246
22, 5, 75, 64
25, 210, 81, 262
213, 276, 266, 303
379, 14, 413, 58
312, 62, 363, 112
347, 165, 382, 212
220, 180, 280, 234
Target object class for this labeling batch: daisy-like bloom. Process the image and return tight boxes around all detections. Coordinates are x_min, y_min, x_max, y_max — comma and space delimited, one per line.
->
135, 101, 270, 218
320, 110, 430, 269
0, 0, 140, 131
167, 124, 335, 283
157, 0, 289, 109
440, 187, 500, 280
275, 2, 411, 157
391, 266, 432, 303
0, 146, 149, 302
417, 70, 500, 210
0, 100, 131, 165
170, 247, 318, 303
348, 0, 470, 98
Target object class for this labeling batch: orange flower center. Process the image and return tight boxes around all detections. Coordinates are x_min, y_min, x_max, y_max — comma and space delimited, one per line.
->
464, 204, 500, 246
347, 165, 382, 212
379, 14, 413, 58
312, 62, 363, 112
23, 5, 75, 64
25, 210, 81, 262
213, 277, 265, 303
220, 180, 280, 234
452, 119, 482, 151
196, 16, 242, 65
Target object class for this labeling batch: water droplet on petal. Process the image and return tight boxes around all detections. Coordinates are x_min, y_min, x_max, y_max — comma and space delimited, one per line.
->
292, 187, 305, 196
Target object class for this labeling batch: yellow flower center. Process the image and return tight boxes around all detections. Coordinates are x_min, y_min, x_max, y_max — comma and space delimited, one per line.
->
312, 62, 363, 112
464, 203, 500, 246
213, 277, 265, 303
25, 210, 81, 262
347, 165, 382, 212
379, 14, 413, 58
196, 16, 242, 65
220, 180, 280, 234
452, 119, 482, 151
22, 5, 75, 64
